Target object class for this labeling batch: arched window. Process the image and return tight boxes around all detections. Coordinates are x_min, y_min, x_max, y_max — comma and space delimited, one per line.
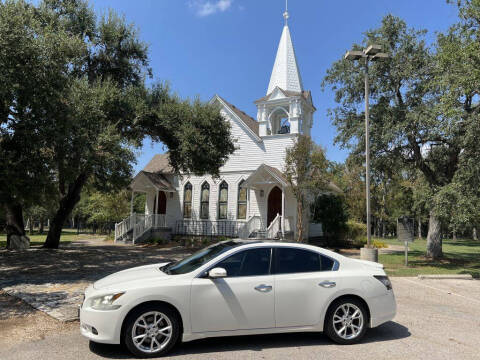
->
183, 182, 192, 219
269, 107, 290, 134
237, 180, 247, 220
218, 181, 228, 219
200, 182, 210, 219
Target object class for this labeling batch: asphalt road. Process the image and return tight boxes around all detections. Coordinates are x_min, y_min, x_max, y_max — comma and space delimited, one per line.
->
1, 278, 479, 360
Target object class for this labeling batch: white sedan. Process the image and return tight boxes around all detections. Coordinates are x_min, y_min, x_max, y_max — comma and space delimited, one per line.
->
80, 240, 396, 357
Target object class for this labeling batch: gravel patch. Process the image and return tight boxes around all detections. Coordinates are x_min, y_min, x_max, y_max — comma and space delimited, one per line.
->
0, 238, 192, 322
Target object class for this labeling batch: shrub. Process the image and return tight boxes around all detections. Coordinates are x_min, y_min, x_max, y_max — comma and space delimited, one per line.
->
352, 236, 387, 248
345, 220, 367, 242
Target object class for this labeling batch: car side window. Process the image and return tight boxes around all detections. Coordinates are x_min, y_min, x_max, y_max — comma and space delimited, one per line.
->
273, 248, 336, 274
215, 248, 271, 277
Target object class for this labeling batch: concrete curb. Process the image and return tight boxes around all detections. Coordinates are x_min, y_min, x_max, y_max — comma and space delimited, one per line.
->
417, 274, 473, 280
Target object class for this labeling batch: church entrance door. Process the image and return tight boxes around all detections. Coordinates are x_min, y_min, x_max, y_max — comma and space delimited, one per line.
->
267, 186, 282, 228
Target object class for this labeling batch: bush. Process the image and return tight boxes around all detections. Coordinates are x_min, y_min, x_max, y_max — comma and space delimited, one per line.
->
352, 236, 387, 248
345, 220, 367, 242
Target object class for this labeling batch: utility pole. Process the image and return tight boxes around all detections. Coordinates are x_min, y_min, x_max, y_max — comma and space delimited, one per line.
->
345, 45, 389, 261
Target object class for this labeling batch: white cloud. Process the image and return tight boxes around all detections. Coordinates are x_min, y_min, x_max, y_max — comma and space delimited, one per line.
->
189, 0, 233, 17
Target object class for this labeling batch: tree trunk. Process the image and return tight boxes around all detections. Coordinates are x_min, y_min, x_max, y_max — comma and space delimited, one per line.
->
28, 217, 34, 235
426, 212, 443, 259
473, 227, 478, 241
43, 173, 88, 249
418, 217, 422, 239
4, 202, 30, 250
382, 220, 386, 238
296, 196, 304, 242
39, 219, 44, 235
452, 229, 457, 241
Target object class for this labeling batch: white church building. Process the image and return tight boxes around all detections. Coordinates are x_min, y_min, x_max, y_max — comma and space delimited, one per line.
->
115, 9, 333, 244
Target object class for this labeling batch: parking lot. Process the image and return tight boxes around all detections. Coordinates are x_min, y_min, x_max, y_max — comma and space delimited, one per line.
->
0, 277, 479, 360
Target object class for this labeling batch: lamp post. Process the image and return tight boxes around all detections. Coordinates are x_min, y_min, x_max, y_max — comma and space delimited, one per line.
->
345, 45, 389, 262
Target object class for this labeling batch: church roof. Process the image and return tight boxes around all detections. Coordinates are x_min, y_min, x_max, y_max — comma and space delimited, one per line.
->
143, 154, 174, 174
267, 22, 303, 95
254, 87, 313, 105
216, 96, 259, 136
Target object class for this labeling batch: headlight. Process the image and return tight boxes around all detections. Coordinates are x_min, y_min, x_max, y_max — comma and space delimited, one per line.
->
89, 292, 125, 310
374, 275, 392, 290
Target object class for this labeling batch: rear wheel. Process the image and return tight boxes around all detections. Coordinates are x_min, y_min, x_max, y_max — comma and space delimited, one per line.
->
325, 298, 367, 344
123, 304, 180, 358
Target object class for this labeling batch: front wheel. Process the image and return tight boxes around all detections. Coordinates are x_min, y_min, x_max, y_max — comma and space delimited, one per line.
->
325, 298, 368, 344
123, 304, 180, 358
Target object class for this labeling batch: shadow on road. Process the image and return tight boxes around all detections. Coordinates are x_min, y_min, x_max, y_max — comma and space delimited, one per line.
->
89, 321, 410, 359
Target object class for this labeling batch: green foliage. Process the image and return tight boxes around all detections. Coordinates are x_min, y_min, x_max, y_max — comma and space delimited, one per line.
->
311, 194, 348, 242
322, 10, 480, 257
138, 84, 236, 177
0, 0, 235, 247
345, 220, 367, 243
285, 135, 331, 242
74, 190, 130, 224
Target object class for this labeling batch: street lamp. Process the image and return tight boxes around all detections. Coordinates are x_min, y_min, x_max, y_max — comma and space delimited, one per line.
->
344, 44, 389, 262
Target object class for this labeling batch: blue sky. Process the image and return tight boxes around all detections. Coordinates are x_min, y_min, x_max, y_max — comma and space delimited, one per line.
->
89, 0, 459, 173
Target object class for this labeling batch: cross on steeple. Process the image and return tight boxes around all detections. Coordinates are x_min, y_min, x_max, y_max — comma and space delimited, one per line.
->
283, 0, 289, 25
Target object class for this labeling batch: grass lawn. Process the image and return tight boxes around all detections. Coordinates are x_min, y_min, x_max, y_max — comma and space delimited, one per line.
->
0, 229, 106, 248
378, 237, 480, 278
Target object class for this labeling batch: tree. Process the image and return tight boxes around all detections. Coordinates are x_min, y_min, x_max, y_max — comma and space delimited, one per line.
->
322, 14, 476, 259
0, 0, 82, 249
310, 194, 348, 245
1, 0, 235, 249
73, 189, 130, 228
284, 135, 330, 242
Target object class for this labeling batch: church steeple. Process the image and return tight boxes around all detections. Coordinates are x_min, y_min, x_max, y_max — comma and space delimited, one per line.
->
255, 2, 314, 138
266, 2, 303, 95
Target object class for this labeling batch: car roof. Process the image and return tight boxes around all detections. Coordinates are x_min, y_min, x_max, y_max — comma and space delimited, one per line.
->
228, 240, 343, 259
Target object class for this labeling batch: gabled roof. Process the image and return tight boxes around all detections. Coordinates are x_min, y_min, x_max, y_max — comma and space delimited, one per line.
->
242, 163, 288, 189
130, 170, 176, 192
267, 24, 303, 94
213, 95, 261, 141
254, 87, 314, 107
143, 154, 174, 174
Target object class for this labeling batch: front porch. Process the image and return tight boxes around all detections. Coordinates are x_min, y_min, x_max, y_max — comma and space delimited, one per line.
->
114, 164, 299, 243
115, 170, 177, 243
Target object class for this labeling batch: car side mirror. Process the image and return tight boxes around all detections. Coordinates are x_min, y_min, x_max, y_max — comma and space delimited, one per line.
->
208, 267, 227, 279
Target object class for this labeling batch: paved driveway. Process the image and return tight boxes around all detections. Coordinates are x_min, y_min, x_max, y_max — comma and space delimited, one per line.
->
1, 277, 479, 360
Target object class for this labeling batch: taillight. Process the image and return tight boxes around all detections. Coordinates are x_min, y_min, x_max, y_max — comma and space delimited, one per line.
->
374, 275, 392, 290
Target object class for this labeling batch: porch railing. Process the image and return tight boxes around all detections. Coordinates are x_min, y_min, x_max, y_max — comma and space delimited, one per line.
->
115, 213, 168, 243
238, 215, 263, 238
267, 213, 281, 239
175, 220, 245, 238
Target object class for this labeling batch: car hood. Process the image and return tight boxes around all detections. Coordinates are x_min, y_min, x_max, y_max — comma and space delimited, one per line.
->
93, 262, 171, 290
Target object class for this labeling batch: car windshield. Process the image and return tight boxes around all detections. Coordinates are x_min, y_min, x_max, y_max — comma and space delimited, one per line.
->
161, 241, 242, 275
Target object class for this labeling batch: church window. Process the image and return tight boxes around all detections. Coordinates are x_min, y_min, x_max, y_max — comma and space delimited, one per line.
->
200, 182, 210, 219
237, 180, 247, 220
218, 181, 228, 219
183, 182, 192, 219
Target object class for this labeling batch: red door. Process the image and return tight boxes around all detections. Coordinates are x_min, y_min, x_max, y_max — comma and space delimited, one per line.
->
155, 191, 167, 214
267, 186, 282, 227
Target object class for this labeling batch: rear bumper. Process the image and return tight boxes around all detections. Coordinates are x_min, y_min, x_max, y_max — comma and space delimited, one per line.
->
79, 306, 124, 344
369, 290, 396, 328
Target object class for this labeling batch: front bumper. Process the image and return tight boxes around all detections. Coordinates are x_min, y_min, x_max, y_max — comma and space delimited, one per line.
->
369, 290, 397, 328
79, 305, 124, 344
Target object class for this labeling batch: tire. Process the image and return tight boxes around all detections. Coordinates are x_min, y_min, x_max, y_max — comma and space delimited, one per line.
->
325, 297, 368, 345
123, 304, 181, 358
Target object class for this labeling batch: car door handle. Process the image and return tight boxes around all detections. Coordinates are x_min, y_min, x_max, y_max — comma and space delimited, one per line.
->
319, 280, 336, 288
254, 284, 272, 292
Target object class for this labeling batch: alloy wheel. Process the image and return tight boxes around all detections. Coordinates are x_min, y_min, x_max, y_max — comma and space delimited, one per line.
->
131, 311, 173, 354
332, 303, 364, 340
